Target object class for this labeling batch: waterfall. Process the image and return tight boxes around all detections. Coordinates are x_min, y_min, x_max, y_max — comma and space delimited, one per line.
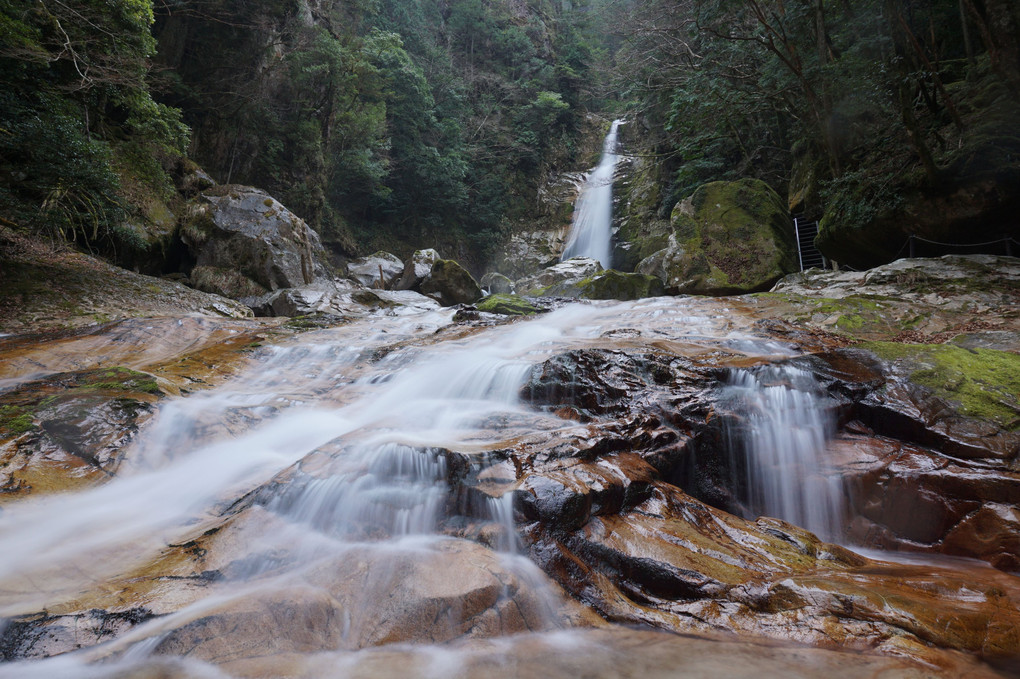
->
561, 119, 623, 267
722, 365, 844, 540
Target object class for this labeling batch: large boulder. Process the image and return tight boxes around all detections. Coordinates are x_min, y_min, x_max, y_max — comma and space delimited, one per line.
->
516, 257, 603, 295
493, 229, 571, 281
182, 186, 331, 298
347, 252, 404, 290
420, 259, 483, 306
479, 272, 516, 295
640, 179, 797, 295
394, 249, 441, 291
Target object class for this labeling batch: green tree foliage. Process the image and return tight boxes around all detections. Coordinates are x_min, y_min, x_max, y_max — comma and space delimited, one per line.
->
0, 0, 187, 249
150, 0, 615, 264
614, 0, 1020, 225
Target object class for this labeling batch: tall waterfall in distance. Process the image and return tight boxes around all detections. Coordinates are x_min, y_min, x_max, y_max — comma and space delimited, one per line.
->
561, 119, 623, 267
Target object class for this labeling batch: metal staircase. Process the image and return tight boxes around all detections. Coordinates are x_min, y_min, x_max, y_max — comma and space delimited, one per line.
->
794, 218, 827, 270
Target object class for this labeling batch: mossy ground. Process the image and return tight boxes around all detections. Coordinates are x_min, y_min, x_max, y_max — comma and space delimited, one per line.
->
525, 270, 664, 301
863, 341, 1020, 429
476, 294, 545, 315
753, 292, 919, 337
0, 367, 162, 439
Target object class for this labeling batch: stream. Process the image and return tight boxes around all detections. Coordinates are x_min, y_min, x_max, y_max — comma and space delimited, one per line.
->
1, 295, 1017, 678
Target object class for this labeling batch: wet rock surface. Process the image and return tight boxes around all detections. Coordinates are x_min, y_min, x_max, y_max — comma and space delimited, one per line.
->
516, 256, 604, 295
0, 367, 164, 503
0, 256, 1018, 677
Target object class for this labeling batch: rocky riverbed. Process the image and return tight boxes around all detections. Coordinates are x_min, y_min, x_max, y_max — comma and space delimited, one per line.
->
0, 253, 1017, 677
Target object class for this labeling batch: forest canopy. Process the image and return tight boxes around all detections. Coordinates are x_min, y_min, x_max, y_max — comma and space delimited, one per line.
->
2, 0, 1017, 269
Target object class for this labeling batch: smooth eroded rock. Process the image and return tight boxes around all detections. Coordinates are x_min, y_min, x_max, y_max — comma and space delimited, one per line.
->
347, 252, 404, 290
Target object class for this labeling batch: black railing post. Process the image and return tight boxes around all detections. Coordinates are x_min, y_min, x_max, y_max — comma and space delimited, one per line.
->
1006, 235, 1013, 257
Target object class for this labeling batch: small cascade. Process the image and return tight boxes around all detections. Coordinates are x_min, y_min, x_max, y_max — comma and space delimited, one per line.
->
722, 364, 843, 540
561, 119, 623, 267
268, 443, 451, 540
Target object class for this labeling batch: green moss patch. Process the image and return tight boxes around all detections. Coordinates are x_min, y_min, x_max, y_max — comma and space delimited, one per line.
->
754, 293, 909, 338
576, 270, 665, 301
0, 405, 34, 437
0, 367, 163, 439
476, 294, 545, 315
863, 341, 1020, 429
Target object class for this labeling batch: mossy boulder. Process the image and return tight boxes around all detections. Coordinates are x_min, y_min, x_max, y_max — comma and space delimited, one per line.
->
476, 294, 545, 316
574, 270, 665, 301
420, 259, 483, 306
524, 269, 665, 301
480, 272, 515, 295
646, 179, 796, 295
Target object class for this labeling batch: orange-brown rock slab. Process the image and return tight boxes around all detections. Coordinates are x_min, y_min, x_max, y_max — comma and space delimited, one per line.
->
219, 628, 1008, 679
524, 481, 1020, 669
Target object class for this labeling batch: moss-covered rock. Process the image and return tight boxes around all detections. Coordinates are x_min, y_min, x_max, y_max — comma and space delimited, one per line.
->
0, 367, 166, 502
575, 270, 665, 301
479, 272, 515, 295
862, 342, 1020, 430
613, 154, 673, 271
476, 294, 545, 316
525, 269, 665, 301
420, 259, 483, 306
639, 179, 797, 295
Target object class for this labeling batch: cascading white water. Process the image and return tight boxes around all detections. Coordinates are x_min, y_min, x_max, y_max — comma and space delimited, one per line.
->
0, 298, 830, 676
560, 119, 623, 267
722, 365, 844, 540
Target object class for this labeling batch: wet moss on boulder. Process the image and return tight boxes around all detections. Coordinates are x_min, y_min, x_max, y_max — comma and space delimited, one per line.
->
420, 259, 483, 306
0, 367, 167, 502
640, 179, 797, 295
476, 294, 546, 316
574, 270, 665, 301
862, 341, 1020, 430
